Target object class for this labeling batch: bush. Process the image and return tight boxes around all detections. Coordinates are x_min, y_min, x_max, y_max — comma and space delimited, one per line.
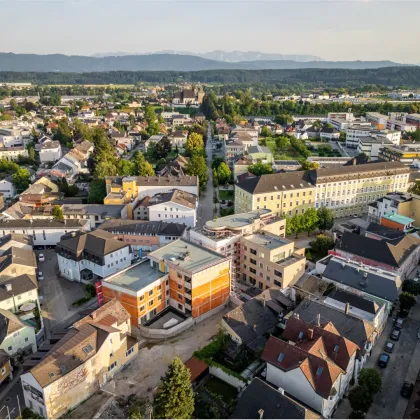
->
402, 279, 420, 295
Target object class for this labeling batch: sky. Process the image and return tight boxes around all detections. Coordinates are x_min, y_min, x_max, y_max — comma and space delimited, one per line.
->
1, 0, 420, 63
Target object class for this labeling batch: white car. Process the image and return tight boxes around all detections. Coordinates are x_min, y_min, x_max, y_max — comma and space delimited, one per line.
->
38, 271, 44, 281
38, 254, 45, 262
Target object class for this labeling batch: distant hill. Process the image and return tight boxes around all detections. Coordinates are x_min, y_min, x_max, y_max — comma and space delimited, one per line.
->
0, 52, 411, 73
1, 67, 420, 88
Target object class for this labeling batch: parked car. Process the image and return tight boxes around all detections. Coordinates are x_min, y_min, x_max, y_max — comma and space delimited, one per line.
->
378, 353, 390, 368
38, 271, 44, 281
384, 342, 394, 353
401, 382, 414, 398
38, 253, 45, 262
390, 329, 401, 341
394, 318, 405, 330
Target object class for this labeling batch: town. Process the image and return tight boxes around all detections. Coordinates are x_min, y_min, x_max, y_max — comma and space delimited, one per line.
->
0, 79, 420, 420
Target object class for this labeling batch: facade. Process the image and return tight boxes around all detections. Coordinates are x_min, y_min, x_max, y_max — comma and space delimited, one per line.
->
0, 127, 32, 148
0, 146, 29, 161
365, 112, 389, 130
379, 143, 420, 166
0, 176, 16, 199
39, 140, 62, 163
21, 299, 138, 419
0, 219, 90, 246
380, 212, 415, 232
0, 350, 12, 385
356, 137, 393, 159
346, 126, 400, 149
56, 230, 132, 282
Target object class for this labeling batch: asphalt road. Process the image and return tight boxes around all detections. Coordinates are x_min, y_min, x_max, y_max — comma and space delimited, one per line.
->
0, 380, 24, 419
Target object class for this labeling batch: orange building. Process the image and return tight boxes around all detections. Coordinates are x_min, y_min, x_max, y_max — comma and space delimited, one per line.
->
101, 239, 231, 326
0, 349, 12, 385
381, 212, 415, 232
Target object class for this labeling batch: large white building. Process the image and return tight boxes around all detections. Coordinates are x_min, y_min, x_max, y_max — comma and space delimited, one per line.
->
39, 140, 62, 163
0, 127, 32, 148
0, 176, 16, 199
56, 230, 132, 282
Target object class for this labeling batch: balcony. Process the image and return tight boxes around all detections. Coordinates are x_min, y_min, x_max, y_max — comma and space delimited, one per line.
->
185, 303, 192, 311
184, 281, 192, 289
184, 292, 192, 300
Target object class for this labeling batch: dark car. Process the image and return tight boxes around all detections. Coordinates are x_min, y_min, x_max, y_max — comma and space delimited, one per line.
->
384, 342, 394, 353
394, 318, 405, 330
401, 382, 414, 398
378, 353, 390, 368
390, 329, 401, 341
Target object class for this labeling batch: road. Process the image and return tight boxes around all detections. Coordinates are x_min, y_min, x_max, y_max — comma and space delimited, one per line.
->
196, 122, 215, 228
0, 379, 24, 419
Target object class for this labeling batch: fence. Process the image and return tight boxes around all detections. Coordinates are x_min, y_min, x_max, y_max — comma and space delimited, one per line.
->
209, 366, 247, 391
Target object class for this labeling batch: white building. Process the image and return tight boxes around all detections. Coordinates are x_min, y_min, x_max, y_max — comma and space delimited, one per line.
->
357, 137, 394, 159
56, 230, 132, 282
347, 126, 401, 149
0, 127, 32, 148
0, 176, 16, 199
39, 140, 62, 163
0, 146, 29, 162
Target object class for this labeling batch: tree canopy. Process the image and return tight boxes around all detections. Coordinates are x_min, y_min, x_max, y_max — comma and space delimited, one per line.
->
248, 162, 274, 176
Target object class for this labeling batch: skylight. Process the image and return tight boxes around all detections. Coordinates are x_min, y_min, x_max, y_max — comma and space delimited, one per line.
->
277, 353, 285, 362
334, 345, 339, 353
298, 331, 304, 340
83, 344, 94, 354
316, 367, 324, 376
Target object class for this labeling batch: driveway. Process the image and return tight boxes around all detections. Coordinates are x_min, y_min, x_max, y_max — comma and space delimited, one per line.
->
364, 301, 420, 419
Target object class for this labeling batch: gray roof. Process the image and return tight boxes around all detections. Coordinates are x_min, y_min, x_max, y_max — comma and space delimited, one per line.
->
62, 204, 125, 217
248, 145, 271, 155
0, 219, 88, 229
98, 220, 186, 237
231, 378, 313, 419
328, 289, 380, 315
0, 274, 37, 302
323, 258, 399, 302
0, 233, 33, 249
0, 247, 37, 272
366, 222, 406, 241
293, 299, 377, 350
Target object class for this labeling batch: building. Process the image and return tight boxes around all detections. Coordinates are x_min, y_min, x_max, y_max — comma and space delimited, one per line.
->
406, 114, 420, 129
380, 212, 415, 232
368, 192, 420, 227
172, 87, 203, 105
0, 233, 33, 255
333, 231, 420, 280
0, 127, 32, 148
231, 378, 319, 419
0, 219, 90, 246
231, 126, 259, 143
104, 175, 199, 206
346, 126, 400, 149
262, 317, 358, 418
320, 127, 340, 141
0, 308, 37, 357
379, 143, 420, 166
56, 230, 132, 282
168, 130, 188, 149
357, 137, 393, 159
0, 246, 37, 280
98, 220, 186, 252
190, 209, 286, 283
39, 140, 62, 163
0, 146, 29, 161
0, 349, 12, 385
21, 299, 138, 419
365, 112, 389, 130
246, 145, 274, 164
61, 204, 126, 229
133, 189, 197, 227
18, 177, 60, 208
0, 176, 16, 199
240, 232, 306, 290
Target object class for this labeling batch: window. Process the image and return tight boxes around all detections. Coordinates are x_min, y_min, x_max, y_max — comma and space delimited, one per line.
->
158, 295, 162, 301
8, 346, 12, 351
126, 347, 135, 357
178, 303, 183, 310
178, 293, 182, 299
274, 270, 282, 278
1, 367, 5, 375
298, 331, 303, 340
277, 353, 284, 362
149, 299, 154, 306
177, 284, 182, 289
266, 276, 270, 281
250, 258, 256, 265
140, 305, 145, 311
316, 367, 324, 376
334, 345, 339, 352
250, 248, 257, 255
108, 361, 117, 372
25, 337, 29, 342
140, 295, 144, 301
149, 290, 153, 296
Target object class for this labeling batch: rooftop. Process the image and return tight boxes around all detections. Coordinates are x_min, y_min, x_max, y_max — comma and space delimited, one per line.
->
243, 232, 288, 250
104, 260, 165, 292
205, 209, 273, 231
382, 212, 415, 225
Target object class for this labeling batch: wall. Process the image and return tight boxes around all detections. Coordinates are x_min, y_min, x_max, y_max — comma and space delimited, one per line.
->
21, 373, 48, 418
208, 365, 247, 391
138, 317, 194, 339
149, 203, 196, 228
0, 359, 11, 384
0, 325, 37, 356
0, 288, 38, 313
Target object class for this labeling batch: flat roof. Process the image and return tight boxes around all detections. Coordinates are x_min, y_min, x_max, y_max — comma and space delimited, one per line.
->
205, 209, 273, 230
104, 260, 165, 291
149, 239, 227, 273
383, 212, 414, 225
244, 233, 288, 250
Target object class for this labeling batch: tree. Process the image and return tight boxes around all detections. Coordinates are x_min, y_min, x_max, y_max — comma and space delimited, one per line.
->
212, 168, 219, 187
317, 207, 334, 232
186, 152, 208, 190
260, 126, 271, 137
275, 114, 293, 125
402, 279, 420, 295
88, 180, 107, 204
275, 136, 290, 151
412, 128, 420, 142
301, 208, 319, 236
134, 151, 155, 176
21, 407, 44, 419
153, 137, 171, 159
248, 162, 274, 176
399, 292, 417, 312
144, 104, 160, 135
185, 132, 204, 156
117, 159, 136, 176
211, 156, 224, 170
153, 357, 194, 419
53, 119, 73, 145
288, 214, 304, 238
309, 234, 335, 258
12, 169, 31, 192
299, 160, 320, 171
52, 205, 64, 220
216, 162, 232, 185
408, 181, 420, 195
358, 368, 382, 395
349, 386, 373, 414
94, 160, 117, 179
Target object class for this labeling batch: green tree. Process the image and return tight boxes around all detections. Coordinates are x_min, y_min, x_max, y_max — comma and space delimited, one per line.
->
117, 159, 136, 176
275, 136, 290, 151
399, 292, 417, 312
275, 114, 293, 125
408, 181, 420, 195
358, 368, 382, 395
288, 214, 304, 238
299, 160, 320, 171
144, 104, 160, 135
186, 132, 204, 155
216, 162, 232, 185
153, 357, 194, 419
94, 160, 118, 179
153, 137, 172, 159
301, 208, 319, 236
309, 234, 335, 258
248, 162, 274, 176
134, 151, 155, 176
21, 407, 44, 419
317, 207, 334, 232
212, 168, 219, 187
402, 279, 420, 295
349, 386, 373, 414
412, 128, 420, 142
211, 156, 224, 170
88, 180, 107, 204
53, 119, 73, 145
260, 126, 271, 137
52, 205, 64, 220
12, 168, 31, 192
186, 152, 208, 190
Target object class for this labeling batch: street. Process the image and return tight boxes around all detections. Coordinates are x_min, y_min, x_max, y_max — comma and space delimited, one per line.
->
0, 380, 24, 420
196, 122, 215, 228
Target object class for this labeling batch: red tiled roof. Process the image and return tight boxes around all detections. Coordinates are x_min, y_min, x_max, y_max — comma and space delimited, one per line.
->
184, 356, 208, 383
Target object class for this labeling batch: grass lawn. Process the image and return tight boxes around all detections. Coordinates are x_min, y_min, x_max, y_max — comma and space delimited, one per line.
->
219, 190, 234, 200
264, 138, 306, 160
205, 377, 238, 404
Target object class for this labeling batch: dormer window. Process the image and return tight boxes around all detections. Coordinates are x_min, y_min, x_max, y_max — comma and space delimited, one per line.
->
277, 353, 285, 362
298, 332, 303, 340
316, 367, 324, 376
334, 345, 339, 353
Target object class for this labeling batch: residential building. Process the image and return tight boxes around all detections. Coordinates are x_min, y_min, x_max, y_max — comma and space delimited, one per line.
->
368, 192, 420, 227
0, 219, 90, 246
365, 221, 406, 241
132, 189, 197, 227
18, 177, 60, 208
262, 317, 358, 418
318, 254, 401, 309
98, 220, 186, 252
190, 209, 286, 282
0, 349, 12, 385
157, 154, 189, 177
333, 231, 420, 279
102, 238, 231, 325
224, 138, 245, 159
346, 126, 400, 149
231, 126, 259, 143
168, 130, 188, 149
0, 309, 37, 357
0, 233, 33, 255
56, 230, 132, 282
357, 137, 394, 159
381, 212, 415, 232
21, 299, 138, 419
0, 127, 32, 148
0, 176, 16, 199
405, 114, 420, 129
320, 127, 340, 141
246, 145, 274, 164
104, 175, 199, 206
231, 378, 319, 419
0, 273, 38, 314
39, 140, 62, 163
379, 143, 420, 166
365, 112, 389, 130
328, 112, 363, 131
0, 146, 29, 161
0, 247, 37, 281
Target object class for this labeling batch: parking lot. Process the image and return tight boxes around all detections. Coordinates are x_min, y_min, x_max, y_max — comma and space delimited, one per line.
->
365, 299, 420, 419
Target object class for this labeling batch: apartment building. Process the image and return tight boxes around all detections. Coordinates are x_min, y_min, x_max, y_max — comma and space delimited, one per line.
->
104, 175, 199, 206
39, 140, 62, 163
101, 239, 230, 325
328, 112, 370, 131
357, 137, 393, 159
21, 299, 138, 419
190, 209, 286, 282
406, 114, 420, 129
56, 230, 132, 282
240, 232, 305, 290
346, 126, 400, 149
0, 146, 29, 161
365, 112, 389, 129
0, 127, 32, 148
379, 143, 420, 166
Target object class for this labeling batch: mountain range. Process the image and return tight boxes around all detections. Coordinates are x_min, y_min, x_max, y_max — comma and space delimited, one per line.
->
0, 52, 411, 73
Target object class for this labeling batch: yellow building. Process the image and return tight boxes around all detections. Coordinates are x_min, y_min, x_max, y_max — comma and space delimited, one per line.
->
235, 161, 410, 218
379, 143, 420, 166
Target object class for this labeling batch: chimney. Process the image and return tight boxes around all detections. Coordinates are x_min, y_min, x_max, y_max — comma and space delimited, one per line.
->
258, 409, 264, 419
91, 311, 97, 320
308, 328, 314, 340
345, 302, 350, 314
316, 313, 321, 327
5, 283, 11, 291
